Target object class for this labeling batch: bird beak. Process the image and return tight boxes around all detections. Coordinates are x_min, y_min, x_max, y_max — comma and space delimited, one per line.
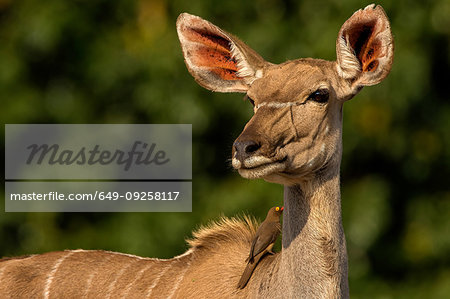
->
280, 207, 284, 211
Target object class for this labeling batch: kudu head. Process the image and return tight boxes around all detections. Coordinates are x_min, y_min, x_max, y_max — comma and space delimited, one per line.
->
177, 4, 393, 185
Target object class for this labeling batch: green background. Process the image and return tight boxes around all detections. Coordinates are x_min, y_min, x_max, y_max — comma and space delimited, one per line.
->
1, 0, 449, 297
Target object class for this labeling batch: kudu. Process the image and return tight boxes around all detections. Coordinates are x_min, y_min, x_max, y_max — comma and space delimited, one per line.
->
0, 5, 393, 298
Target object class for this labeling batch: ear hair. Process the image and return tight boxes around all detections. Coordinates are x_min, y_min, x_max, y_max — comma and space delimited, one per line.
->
336, 35, 362, 79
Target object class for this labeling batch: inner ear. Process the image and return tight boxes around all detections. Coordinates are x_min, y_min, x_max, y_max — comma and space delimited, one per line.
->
177, 13, 269, 93
182, 26, 241, 81
344, 20, 381, 73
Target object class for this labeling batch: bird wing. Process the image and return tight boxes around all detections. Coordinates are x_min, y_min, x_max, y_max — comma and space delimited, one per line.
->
246, 233, 259, 262
250, 222, 280, 259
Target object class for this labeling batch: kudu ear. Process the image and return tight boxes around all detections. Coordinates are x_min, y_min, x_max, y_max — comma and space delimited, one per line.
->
176, 13, 268, 93
336, 4, 394, 91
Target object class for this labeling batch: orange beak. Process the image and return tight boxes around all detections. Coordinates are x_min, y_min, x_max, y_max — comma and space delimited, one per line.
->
280, 207, 284, 211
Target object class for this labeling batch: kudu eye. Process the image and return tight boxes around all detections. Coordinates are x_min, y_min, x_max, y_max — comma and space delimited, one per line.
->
307, 89, 329, 104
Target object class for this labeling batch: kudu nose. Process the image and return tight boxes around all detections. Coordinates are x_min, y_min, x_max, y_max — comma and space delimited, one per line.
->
233, 140, 261, 162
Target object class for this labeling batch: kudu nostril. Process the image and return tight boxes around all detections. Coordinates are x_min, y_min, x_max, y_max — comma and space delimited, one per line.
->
244, 142, 260, 154
234, 140, 261, 161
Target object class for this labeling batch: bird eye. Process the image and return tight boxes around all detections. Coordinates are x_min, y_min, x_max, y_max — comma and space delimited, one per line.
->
276, 207, 279, 211
244, 95, 255, 107
307, 89, 329, 104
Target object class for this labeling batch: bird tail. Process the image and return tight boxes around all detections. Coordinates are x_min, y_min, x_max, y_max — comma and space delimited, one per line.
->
237, 261, 257, 289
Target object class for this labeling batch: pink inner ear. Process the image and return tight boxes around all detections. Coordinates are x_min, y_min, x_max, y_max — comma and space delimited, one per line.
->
345, 20, 382, 73
183, 28, 241, 80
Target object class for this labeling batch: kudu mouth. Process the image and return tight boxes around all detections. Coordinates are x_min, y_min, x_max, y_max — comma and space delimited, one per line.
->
232, 151, 287, 179
233, 156, 287, 179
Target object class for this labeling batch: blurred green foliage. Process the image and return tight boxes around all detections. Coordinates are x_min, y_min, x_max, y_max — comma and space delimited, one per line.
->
1, 0, 449, 297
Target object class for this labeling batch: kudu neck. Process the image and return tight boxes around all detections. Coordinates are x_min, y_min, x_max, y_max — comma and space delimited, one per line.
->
276, 168, 349, 298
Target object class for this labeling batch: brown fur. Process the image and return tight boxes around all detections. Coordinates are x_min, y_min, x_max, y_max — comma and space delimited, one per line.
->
0, 5, 393, 298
